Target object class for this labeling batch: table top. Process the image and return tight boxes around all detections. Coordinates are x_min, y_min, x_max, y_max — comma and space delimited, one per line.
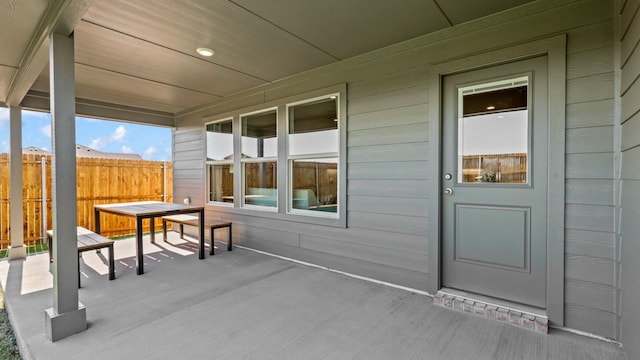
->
94, 201, 204, 217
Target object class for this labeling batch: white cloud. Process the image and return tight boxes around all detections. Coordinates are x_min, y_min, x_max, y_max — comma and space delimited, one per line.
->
1, 141, 9, 153
112, 125, 126, 141
89, 125, 127, 150
144, 146, 157, 159
121, 145, 133, 153
40, 124, 51, 138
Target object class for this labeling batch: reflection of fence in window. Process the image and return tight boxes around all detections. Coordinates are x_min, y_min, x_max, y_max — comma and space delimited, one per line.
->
208, 164, 234, 202
243, 161, 278, 207
244, 162, 277, 189
292, 160, 337, 212
461, 153, 527, 183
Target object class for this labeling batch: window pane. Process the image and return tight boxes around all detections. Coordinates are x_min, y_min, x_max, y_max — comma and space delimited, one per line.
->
206, 120, 233, 161
289, 97, 338, 156
291, 158, 338, 213
458, 77, 528, 184
244, 161, 277, 207
208, 164, 233, 202
242, 110, 277, 158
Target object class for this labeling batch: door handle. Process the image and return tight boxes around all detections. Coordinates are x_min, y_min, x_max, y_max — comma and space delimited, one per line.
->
444, 188, 453, 196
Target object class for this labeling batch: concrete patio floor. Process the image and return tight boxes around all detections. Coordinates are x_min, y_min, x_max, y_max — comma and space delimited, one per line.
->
0, 233, 627, 360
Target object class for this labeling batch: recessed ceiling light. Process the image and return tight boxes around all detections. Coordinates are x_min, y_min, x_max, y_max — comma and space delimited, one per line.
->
196, 47, 215, 57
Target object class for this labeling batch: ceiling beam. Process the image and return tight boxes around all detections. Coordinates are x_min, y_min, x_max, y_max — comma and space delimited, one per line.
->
22, 90, 176, 127
5, 0, 94, 106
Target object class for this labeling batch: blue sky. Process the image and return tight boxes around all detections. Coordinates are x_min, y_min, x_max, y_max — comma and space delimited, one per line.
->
0, 108, 172, 161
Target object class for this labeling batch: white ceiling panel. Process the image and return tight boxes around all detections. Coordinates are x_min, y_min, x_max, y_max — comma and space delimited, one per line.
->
75, 65, 220, 113
0, 0, 48, 66
82, 0, 338, 81
74, 21, 266, 97
435, 0, 536, 25
231, 0, 452, 60
3, 0, 544, 117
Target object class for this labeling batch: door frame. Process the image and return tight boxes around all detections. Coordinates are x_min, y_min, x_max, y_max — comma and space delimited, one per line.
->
427, 35, 567, 326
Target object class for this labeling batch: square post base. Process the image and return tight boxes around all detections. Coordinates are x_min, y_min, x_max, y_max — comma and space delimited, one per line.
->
44, 303, 87, 342
8, 246, 27, 260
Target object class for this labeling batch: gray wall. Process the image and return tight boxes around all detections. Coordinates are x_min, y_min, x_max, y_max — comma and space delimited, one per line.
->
174, 0, 620, 339
619, 0, 640, 357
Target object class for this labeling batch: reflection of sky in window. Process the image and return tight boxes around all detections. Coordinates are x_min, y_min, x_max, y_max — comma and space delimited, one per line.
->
208, 130, 339, 160
207, 132, 233, 160
242, 137, 277, 158
289, 130, 338, 156
458, 110, 527, 155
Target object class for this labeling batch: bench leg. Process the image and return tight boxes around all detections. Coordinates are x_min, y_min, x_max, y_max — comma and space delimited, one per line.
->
162, 219, 167, 242
179, 224, 184, 239
150, 218, 155, 244
108, 244, 115, 280
78, 251, 81, 288
48, 236, 53, 263
228, 224, 233, 251
210, 227, 215, 256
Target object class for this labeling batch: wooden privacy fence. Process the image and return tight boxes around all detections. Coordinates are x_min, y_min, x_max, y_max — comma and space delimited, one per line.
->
462, 153, 527, 183
0, 153, 172, 249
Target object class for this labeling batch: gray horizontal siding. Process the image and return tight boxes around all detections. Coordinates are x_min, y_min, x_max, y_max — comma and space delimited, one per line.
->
348, 142, 429, 163
566, 99, 616, 129
348, 196, 428, 218
620, 4, 640, 348
565, 179, 613, 206
172, 0, 620, 338
348, 104, 428, 131
348, 161, 430, 180
347, 179, 428, 198
621, 111, 640, 150
566, 153, 614, 179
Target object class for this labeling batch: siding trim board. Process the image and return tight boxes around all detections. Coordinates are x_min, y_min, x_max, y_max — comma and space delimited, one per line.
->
427, 35, 567, 326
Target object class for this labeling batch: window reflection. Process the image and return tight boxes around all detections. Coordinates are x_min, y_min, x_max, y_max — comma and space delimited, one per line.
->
206, 120, 233, 202
243, 161, 277, 207
208, 164, 233, 202
288, 97, 339, 215
241, 110, 278, 208
291, 159, 338, 213
458, 77, 529, 184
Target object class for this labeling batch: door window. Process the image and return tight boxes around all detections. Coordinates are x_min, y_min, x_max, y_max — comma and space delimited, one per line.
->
457, 76, 529, 184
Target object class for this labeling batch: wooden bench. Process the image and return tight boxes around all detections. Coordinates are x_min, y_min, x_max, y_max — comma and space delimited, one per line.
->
161, 215, 232, 255
46, 227, 116, 285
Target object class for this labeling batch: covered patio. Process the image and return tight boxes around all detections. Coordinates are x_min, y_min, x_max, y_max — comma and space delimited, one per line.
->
2, 0, 640, 358
0, 233, 626, 360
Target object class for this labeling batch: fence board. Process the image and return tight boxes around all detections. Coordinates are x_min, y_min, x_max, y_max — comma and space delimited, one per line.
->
0, 154, 173, 248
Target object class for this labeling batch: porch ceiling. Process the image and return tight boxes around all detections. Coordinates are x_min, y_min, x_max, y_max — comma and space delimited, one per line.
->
1, 0, 534, 118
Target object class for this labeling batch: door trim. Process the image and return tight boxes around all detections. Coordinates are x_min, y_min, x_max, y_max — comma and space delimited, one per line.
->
427, 35, 566, 326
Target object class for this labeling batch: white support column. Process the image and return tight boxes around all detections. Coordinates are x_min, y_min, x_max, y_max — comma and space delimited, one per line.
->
44, 32, 86, 342
8, 106, 27, 260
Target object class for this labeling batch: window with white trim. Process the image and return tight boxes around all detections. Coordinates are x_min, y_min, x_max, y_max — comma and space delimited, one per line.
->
288, 96, 339, 215
206, 119, 233, 204
204, 86, 345, 226
241, 109, 278, 209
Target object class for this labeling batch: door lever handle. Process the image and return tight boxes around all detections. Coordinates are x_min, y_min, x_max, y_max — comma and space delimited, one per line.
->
444, 188, 453, 196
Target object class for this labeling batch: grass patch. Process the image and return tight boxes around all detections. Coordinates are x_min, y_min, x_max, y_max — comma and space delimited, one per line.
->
0, 243, 49, 259
0, 288, 21, 360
